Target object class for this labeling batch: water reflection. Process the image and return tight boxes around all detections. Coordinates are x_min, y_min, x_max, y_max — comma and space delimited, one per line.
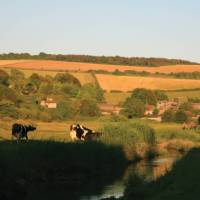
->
80, 154, 181, 200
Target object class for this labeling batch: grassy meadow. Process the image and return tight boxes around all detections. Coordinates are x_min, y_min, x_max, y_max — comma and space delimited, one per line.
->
105, 90, 200, 105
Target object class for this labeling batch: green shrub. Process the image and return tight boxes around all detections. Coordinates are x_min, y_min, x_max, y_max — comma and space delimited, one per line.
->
0, 101, 19, 119
131, 121, 156, 146
50, 100, 76, 120
174, 110, 189, 123
122, 97, 145, 118
162, 109, 175, 122
79, 98, 100, 117
54, 72, 81, 86
0, 69, 9, 86
131, 88, 157, 106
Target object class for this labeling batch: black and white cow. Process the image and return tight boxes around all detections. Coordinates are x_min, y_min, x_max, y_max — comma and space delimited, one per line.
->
69, 124, 102, 142
12, 123, 36, 142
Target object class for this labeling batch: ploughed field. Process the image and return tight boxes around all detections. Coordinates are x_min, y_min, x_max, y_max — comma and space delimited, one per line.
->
1, 59, 200, 73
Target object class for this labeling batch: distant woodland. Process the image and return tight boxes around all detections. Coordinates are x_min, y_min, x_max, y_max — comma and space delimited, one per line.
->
0, 53, 198, 67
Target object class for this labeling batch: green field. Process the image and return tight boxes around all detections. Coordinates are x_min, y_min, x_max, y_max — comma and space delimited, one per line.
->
166, 90, 200, 102
105, 90, 200, 105
104, 92, 131, 105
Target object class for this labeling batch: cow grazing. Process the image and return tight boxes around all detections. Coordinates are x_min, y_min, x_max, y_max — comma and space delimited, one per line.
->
69, 124, 102, 142
182, 122, 198, 130
12, 123, 36, 142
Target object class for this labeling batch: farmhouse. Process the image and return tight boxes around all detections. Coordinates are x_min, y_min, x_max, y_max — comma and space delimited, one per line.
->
98, 103, 122, 115
145, 105, 155, 116
157, 100, 179, 115
191, 103, 200, 110
40, 97, 57, 109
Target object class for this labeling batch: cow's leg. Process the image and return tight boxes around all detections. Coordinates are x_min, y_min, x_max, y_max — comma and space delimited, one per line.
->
11, 134, 15, 143
16, 133, 21, 144
25, 133, 28, 142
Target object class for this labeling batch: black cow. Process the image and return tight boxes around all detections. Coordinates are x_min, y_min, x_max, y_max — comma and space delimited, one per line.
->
69, 124, 102, 141
12, 123, 36, 142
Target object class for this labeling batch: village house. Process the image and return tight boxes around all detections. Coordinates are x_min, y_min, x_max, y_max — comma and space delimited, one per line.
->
157, 100, 179, 116
145, 105, 155, 116
191, 103, 200, 110
40, 97, 57, 109
98, 103, 122, 116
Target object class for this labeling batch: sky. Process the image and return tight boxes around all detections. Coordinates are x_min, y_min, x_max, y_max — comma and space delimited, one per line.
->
0, 0, 200, 62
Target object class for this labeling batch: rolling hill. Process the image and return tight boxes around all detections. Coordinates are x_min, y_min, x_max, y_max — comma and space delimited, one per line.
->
1, 60, 200, 74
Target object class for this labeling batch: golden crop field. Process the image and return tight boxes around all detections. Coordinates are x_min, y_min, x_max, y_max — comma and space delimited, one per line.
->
1, 60, 200, 73
0, 60, 30, 66
96, 74, 200, 92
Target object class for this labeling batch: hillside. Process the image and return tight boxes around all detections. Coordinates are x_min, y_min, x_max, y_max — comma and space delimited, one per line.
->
0, 53, 198, 67
1, 60, 200, 74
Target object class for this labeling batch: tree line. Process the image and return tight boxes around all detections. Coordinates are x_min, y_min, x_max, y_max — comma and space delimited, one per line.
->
0, 52, 198, 67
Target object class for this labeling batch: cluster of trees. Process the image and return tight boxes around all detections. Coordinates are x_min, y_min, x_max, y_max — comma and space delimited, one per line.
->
0, 69, 104, 120
188, 97, 200, 103
121, 88, 168, 118
170, 72, 200, 80
91, 69, 200, 81
162, 109, 189, 123
162, 102, 199, 123
0, 52, 198, 67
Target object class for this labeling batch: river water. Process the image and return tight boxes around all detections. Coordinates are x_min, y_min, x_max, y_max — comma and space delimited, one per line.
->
80, 154, 181, 200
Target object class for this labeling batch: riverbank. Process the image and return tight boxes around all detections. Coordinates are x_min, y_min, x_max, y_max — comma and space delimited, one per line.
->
122, 147, 200, 200
0, 141, 127, 200
1, 119, 200, 199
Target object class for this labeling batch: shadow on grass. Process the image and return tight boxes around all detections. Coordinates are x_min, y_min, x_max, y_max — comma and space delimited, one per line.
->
124, 148, 200, 200
0, 140, 127, 200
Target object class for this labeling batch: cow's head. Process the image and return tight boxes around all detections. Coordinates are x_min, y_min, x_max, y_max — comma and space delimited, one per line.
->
70, 124, 80, 131
27, 125, 36, 132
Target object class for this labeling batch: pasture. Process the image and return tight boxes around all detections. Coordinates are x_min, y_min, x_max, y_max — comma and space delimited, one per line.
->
1, 60, 200, 73
105, 90, 200, 105
166, 90, 200, 102
0, 119, 102, 142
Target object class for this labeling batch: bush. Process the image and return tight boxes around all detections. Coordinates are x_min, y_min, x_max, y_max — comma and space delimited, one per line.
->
50, 100, 76, 120
174, 110, 189, 123
78, 83, 104, 102
0, 69, 9, 86
0, 85, 19, 104
99, 122, 156, 161
61, 83, 80, 97
79, 98, 100, 117
0, 101, 19, 119
153, 108, 159, 116
154, 90, 168, 101
54, 72, 81, 86
162, 109, 175, 122
131, 88, 157, 106
122, 97, 145, 118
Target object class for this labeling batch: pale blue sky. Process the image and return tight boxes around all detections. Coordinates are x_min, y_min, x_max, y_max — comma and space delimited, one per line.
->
0, 0, 200, 62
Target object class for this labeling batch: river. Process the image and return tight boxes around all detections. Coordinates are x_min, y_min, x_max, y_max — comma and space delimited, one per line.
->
80, 154, 181, 200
